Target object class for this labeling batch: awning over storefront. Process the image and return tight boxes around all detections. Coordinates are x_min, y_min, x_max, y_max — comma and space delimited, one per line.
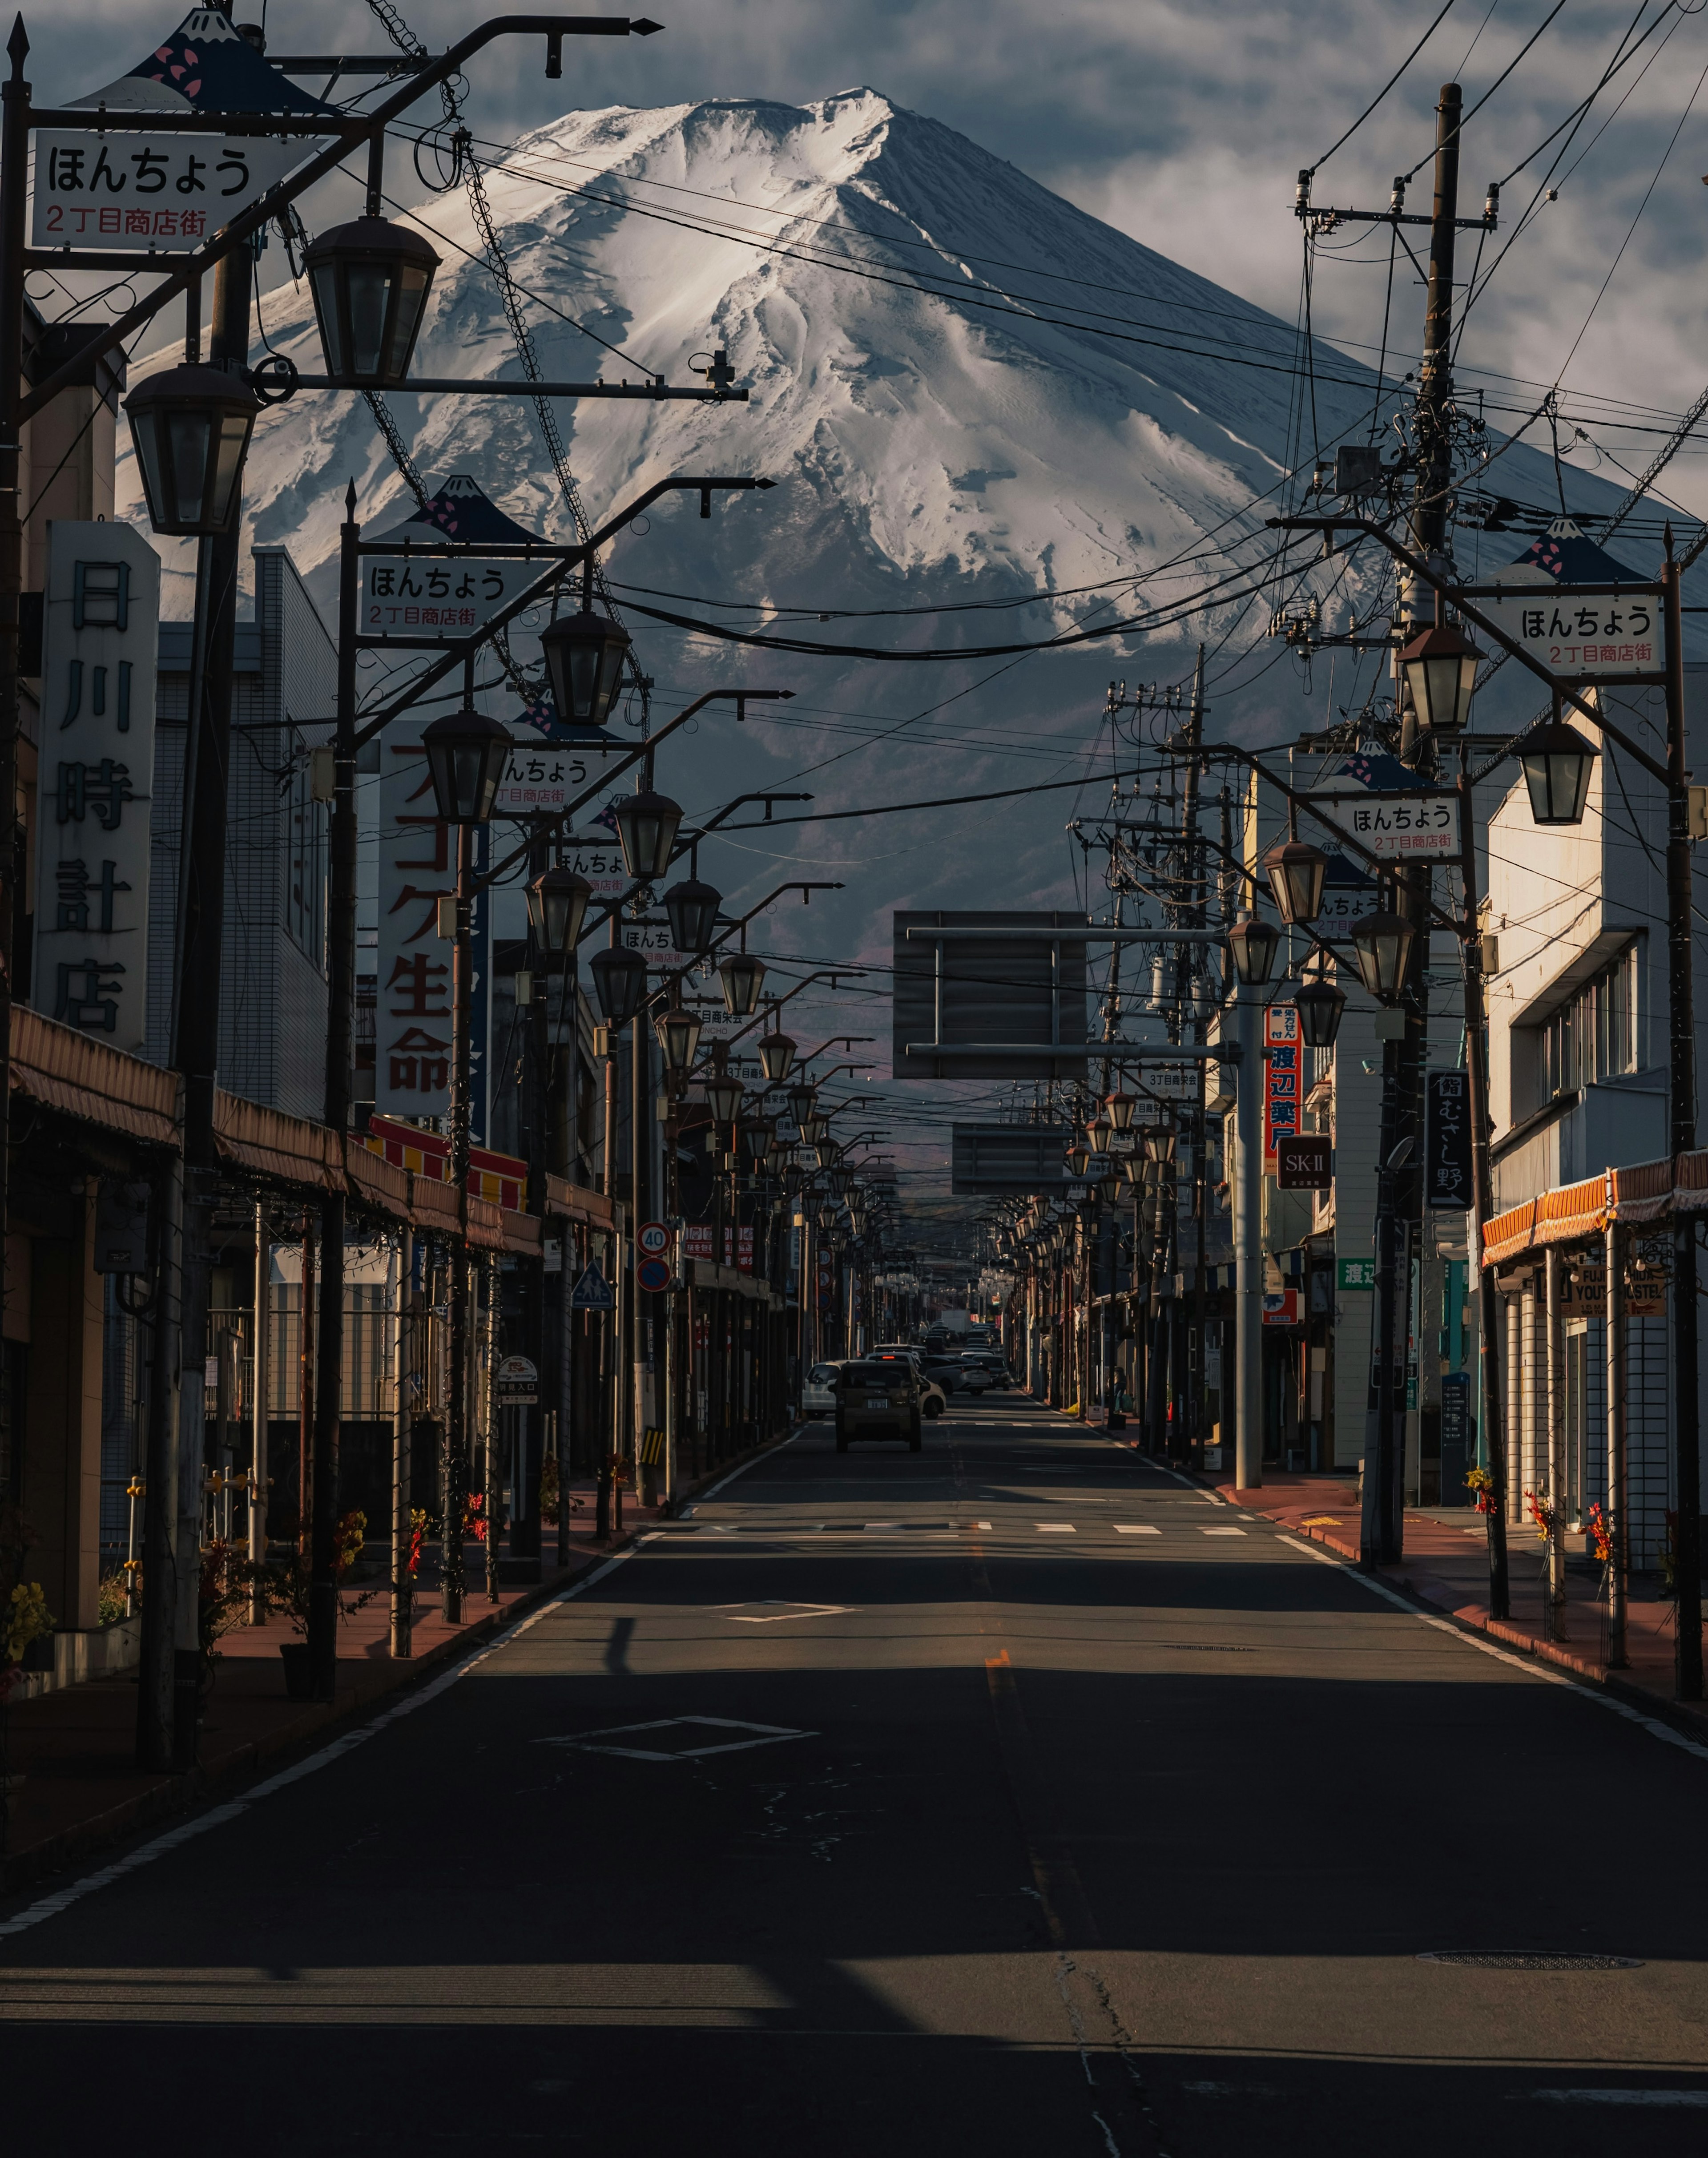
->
1482, 1151, 1708, 1265
545, 1172, 614, 1231
214, 1091, 346, 1192
10, 1007, 177, 1147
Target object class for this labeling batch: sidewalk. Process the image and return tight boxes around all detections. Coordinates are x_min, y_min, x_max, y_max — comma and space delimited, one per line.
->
1150, 1454, 1708, 1735
0, 1427, 801, 1895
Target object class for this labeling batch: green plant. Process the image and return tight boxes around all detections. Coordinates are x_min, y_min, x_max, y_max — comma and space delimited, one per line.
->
97, 1568, 131, 1627
0, 1507, 52, 1702
249, 1510, 379, 1635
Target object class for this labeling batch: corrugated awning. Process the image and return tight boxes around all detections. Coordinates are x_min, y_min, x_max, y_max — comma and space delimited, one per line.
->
213, 1093, 345, 1192
9, 1007, 177, 1147
545, 1172, 614, 1230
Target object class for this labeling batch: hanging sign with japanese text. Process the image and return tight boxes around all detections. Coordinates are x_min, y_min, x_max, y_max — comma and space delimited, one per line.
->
33, 523, 159, 1053
376, 726, 488, 1133
1262, 1002, 1300, 1166
1425, 1070, 1473, 1209
30, 133, 314, 252
1306, 785, 1458, 860
1473, 519, 1662, 683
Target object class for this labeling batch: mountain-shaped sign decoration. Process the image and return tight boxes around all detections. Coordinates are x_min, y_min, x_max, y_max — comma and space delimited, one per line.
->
69, 6, 336, 117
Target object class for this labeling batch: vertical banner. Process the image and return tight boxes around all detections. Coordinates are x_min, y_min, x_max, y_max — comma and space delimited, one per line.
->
1263, 1002, 1300, 1169
377, 727, 488, 1133
1425, 1070, 1473, 1209
34, 523, 159, 1052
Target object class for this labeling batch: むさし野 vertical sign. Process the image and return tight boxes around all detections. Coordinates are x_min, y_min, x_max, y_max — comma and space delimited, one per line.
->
377, 728, 489, 1134
33, 524, 159, 1053
1263, 1002, 1300, 1168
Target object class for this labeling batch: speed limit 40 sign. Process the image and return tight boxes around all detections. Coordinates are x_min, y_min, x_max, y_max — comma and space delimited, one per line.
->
637, 1222, 670, 1258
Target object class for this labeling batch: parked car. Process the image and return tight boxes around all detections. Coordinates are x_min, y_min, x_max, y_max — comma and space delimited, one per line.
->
869, 1347, 947, 1418
959, 1351, 1012, 1391
802, 1362, 840, 1417
834, 1359, 923, 1452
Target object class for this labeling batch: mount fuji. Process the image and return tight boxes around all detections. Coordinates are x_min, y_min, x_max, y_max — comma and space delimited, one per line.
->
114, 89, 1628, 1209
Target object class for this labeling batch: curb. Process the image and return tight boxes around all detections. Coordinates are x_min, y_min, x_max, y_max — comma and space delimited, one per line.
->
0, 1536, 636, 1897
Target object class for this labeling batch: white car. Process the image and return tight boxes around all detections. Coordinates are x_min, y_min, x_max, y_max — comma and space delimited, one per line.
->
802, 1362, 840, 1417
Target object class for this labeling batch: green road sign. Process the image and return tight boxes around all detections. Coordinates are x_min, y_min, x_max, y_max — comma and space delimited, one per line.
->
1337, 1257, 1377, 1291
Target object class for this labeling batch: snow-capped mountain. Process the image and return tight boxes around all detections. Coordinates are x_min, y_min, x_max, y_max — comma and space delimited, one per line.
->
114, 89, 1628, 1200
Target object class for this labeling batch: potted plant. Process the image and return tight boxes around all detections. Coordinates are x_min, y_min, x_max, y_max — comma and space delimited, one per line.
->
253, 1511, 377, 1699
0, 1506, 54, 1843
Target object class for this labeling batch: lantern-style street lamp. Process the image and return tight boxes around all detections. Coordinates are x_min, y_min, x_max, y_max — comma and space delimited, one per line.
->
1399, 616, 1482, 735
124, 365, 260, 536
787, 1079, 818, 1124
1227, 914, 1280, 985
422, 707, 513, 824
1085, 1118, 1112, 1155
654, 1006, 702, 1074
539, 609, 632, 729
663, 875, 721, 955
703, 1069, 743, 1126
1261, 838, 1328, 924
590, 945, 650, 1028
1104, 1089, 1136, 1131
1521, 720, 1598, 826
525, 867, 590, 955
304, 217, 439, 385
1145, 1124, 1178, 1163
611, 790, 683, 883
1098, 1174, 1122, 1206
719, 949, 766, 1016
1065, 1140, 1090, 1178
741, 1118, 773, 1167
758, 1027, 796, 1083
1349, 909, 1417, 1004
1295, 975, 1347, 1048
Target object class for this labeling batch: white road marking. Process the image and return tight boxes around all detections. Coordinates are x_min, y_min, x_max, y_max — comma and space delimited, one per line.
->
1145, 1457, 1228, 1505
1115, 1525, 1161, 1535
1272, 1534, 1708, 1765
1035, 1523, 1076, 1533
537, 1714, 815, 1762
1201, 1527, 1247, 1537
0, 1538, 653, 1941
1526, 2091, 1708, 2108
712, 1601, 853, 1622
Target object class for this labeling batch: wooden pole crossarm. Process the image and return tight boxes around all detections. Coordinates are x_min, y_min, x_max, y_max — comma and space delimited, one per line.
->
17, 16, 663, 424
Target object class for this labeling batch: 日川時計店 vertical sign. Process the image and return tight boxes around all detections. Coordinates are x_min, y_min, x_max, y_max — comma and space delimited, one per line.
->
1263, 1001, 1300, 1168
377, 727, 490, 1137
33, 523, 159, 1053
31, 134, 313, 251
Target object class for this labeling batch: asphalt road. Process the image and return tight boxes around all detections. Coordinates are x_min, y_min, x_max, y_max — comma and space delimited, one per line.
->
4, 1398, 1707, 2157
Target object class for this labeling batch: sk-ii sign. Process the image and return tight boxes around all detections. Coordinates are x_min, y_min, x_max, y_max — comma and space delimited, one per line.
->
34, 524, 159, 1053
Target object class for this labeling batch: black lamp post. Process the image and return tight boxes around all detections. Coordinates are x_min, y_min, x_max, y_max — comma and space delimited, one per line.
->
1227, 914, 1280, 985
124, 365, 260, 535
1349, 909, 1417, 1004
719, 949, 766, 1016
663, 875, 721, 955
526, 866, 591, 956
540, 608, 632, 729
303, 216, 440, 385
590, 945, 650, 1029
1521, 719, 1599, 826
611, 789, 683, 883
1086, 1117, 1112, 1156
419, 706, 511, 1630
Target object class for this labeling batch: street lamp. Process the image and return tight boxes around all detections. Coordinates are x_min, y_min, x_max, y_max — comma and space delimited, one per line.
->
1098, 1174, 1121, 1206
303, 216, 441, 385
759, 1027, 796, 1083
663, 875, 721, 955
525, 867, 591, 955
590, 945, 650, 1028
719, 949, 766, 1016
1295, 974, 1347, 1047
1349, 909, 1416, 1004
539, 609, 632, 729
1521, 720, 1599, 826
704, 1069, 743, 1126
741, 1117, 773, 1167
611, 790, 683, 882
1227, 914, 1280, 985
1399, 616, 1482, 735
654, 1005, 702, 1075
787, 1079, 818, 1124
1065, 1139, 1090, 1178
124, 365, 260, 536
422, 706, 514, 824
1261, 839, 1328, 924
1086, 1118, 1112, 1155
1104, 1089, 1136, 1130
1145, 1124, 1178, 1163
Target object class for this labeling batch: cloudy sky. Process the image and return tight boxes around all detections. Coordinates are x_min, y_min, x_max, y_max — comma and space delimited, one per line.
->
30, 0, 1708, 517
